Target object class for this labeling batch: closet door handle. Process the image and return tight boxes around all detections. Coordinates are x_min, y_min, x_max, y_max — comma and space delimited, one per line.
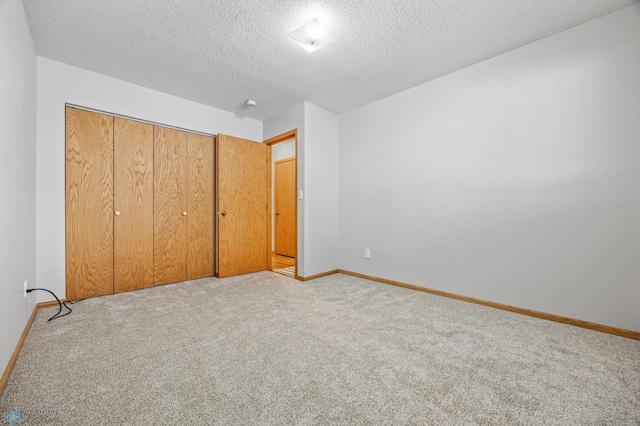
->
182, 211, 188, 216
114, 210, 121, 216
221, 211, 227, 216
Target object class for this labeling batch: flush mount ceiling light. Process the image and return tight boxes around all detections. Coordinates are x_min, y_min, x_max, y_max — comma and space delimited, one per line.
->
288, 18, 336, 53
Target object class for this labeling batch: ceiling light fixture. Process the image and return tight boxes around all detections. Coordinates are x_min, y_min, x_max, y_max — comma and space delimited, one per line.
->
288, 18, 335, 53
246, 99, 257, 107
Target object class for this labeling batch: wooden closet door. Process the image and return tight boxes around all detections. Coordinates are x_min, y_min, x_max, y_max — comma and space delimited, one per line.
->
154, 127, 188, 285
113, 118, 154, 293
186, 133, 215, 279
217, 134, 268, 278
65, 107, 114, 299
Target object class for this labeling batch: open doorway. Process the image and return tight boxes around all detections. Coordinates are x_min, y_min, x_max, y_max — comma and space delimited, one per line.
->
265, 130, 297, 278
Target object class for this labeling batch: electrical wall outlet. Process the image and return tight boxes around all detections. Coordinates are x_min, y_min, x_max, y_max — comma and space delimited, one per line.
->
24, 280, 28, 298
365, 249, 371, 259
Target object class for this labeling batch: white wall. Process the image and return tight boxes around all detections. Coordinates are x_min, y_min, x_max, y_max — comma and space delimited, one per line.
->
304, 103, 340, 276
37, 57, 263, 301
0, 0, 38, 377
339, 4, 640, 332
272, 140, 296, 161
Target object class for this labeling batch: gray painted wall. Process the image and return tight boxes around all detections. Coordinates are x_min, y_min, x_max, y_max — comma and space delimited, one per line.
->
0, 0, 38, 376
304, 103, 339, 276
338, 4, 640, 331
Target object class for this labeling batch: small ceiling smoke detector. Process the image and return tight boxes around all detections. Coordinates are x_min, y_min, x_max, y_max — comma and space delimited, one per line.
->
288, 18, 336, 53
246, 99, 257, 107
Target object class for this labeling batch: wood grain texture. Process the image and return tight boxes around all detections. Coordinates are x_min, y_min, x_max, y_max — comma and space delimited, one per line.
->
275, 158, 296, 257
338, 270, 640, 341
218, 134, 268, 278
267, 148, 273, 272
113, 118, 154, 293
154, 127, 188, 285
37, 299, 68, 308
264, 129, 297, 145
186, 133, 215, 279
272, 254, 295, 269
65, 107, 114, 299
295, 270, 340, 281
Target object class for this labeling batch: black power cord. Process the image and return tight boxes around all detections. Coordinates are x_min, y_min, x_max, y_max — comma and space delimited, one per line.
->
26, 288, 84, 321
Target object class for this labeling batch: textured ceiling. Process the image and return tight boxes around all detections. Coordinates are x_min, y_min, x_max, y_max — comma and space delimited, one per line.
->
22, 0, 639, 121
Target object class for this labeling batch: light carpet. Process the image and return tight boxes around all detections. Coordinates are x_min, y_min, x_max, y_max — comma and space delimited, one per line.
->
1, 272, 639, 425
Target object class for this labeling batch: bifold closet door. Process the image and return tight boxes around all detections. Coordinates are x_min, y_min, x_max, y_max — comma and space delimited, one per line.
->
67, 109, 214, 297
66, 107, 114, 299
154, 127, 188, 285
186, 133, 215, 280
113, 118, 154, 292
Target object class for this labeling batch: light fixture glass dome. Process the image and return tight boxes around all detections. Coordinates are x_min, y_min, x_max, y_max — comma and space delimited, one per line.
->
288, 18, 336, 53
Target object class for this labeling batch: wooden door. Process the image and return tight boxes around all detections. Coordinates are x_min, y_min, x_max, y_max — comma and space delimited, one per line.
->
217, 134, 268, 278
154, 127, 188, 285
186, 133, 215, 279
113, 118, 154, 293
65, 107, 114, 299
274, 158, 296, 257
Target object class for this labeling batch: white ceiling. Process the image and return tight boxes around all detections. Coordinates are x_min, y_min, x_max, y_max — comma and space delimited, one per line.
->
22, 0, 639, 121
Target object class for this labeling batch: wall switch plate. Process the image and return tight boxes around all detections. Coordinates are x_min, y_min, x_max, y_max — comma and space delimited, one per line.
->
365, 249, 371, 258
24, 280, 28, 298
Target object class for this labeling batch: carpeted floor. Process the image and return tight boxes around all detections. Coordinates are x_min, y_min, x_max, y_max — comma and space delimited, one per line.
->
1, 272, 639, 425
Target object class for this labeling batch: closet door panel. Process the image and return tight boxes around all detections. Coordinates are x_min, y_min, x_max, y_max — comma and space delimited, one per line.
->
65, 107, 114, 299
186, 134, 215, 279
154, 127, 188, 285
114, 118, 154, 293
217, 134, 269, 278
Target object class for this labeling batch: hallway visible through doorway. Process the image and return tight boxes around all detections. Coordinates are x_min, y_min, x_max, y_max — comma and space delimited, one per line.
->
266, 129, 298, 279
272, 253, 295, 277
